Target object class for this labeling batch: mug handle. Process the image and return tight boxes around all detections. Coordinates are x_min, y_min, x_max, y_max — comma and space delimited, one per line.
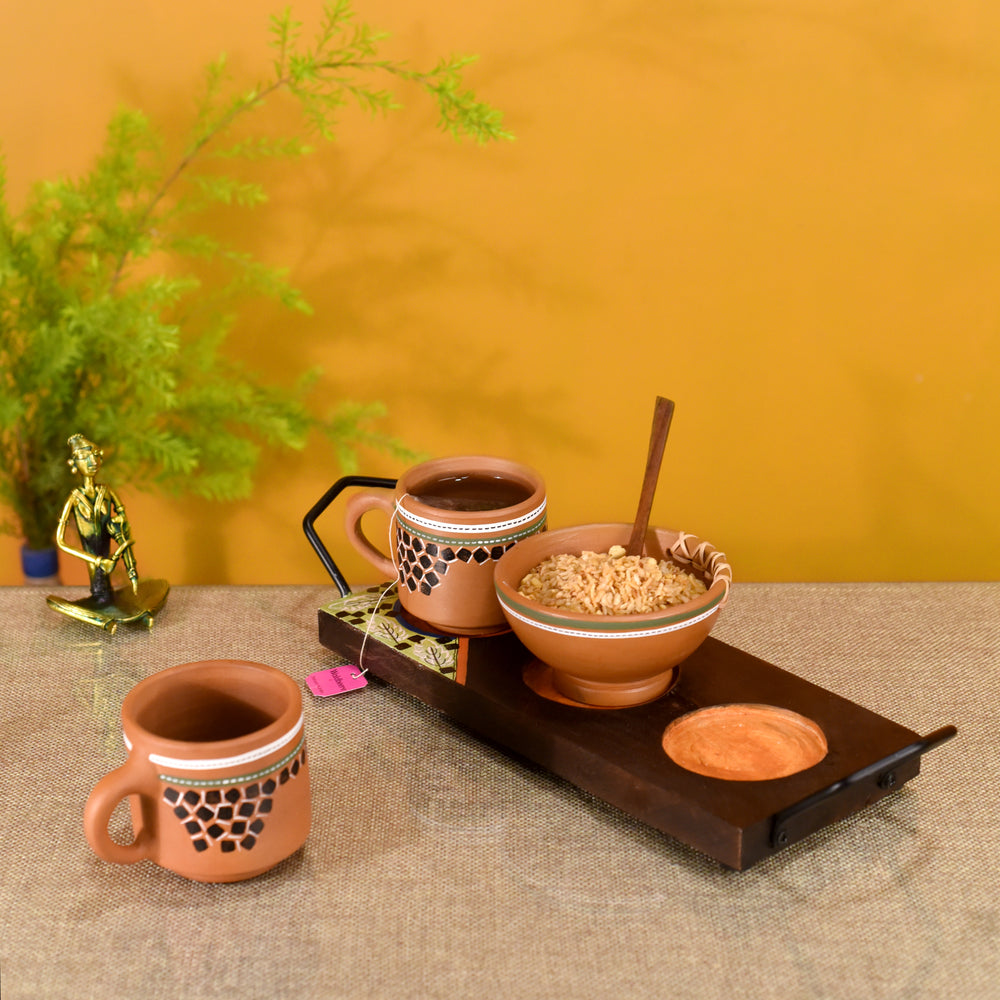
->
83, 758, 155, 865
343, 488, 398, 580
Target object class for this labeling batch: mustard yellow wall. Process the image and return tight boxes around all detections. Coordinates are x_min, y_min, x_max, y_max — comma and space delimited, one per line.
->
2, 0, 998, 585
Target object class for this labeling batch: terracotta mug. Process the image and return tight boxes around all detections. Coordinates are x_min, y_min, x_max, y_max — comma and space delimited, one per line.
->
84, 659, 310, 883
344, 455, 547, 635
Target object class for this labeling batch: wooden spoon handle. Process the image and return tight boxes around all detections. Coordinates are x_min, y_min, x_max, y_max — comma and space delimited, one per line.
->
626, 396, 675, 556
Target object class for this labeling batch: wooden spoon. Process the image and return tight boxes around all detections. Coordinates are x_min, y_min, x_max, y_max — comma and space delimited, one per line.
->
625, 396, 675, 556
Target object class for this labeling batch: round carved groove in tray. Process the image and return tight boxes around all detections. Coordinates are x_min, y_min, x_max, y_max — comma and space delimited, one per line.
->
661, 703, 828, 781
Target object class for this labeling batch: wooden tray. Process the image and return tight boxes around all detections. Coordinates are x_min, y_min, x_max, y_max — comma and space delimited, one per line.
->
316, 584, 955, 870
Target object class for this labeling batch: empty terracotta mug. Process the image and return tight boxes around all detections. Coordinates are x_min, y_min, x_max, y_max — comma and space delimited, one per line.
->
84, 659, 310, 883
344, 455, 547, 635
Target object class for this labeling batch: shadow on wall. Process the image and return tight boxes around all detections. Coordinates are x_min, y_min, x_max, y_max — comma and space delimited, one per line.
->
82, 0, 994, 584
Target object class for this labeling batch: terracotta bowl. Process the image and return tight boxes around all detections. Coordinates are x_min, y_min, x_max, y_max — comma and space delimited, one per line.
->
494, 523, 732, 708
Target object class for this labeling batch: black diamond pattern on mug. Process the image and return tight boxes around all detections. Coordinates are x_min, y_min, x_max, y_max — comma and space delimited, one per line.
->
395, 528, 517, 595
163, 745, 306, 854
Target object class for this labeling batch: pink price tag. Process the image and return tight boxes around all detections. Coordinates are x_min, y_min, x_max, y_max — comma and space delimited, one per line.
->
306, 666, 368, 697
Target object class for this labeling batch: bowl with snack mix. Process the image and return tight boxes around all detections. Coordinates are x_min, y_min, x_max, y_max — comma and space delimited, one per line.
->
494, 523, 731, 707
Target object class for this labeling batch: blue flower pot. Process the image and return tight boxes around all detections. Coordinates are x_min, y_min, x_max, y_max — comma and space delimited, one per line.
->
20, 544, 59, 584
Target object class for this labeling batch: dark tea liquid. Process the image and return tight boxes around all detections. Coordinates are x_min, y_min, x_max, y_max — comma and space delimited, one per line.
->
411, 473, 533, 512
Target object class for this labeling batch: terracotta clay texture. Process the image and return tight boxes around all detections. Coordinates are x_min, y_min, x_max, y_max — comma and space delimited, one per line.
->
84, 660, 310, 883
494, 523, 731, 707
661, 703, 828, 780
344, 456, 546, 636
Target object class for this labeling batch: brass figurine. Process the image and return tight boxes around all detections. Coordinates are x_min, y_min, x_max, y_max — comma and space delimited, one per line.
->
46, 435, 169, 633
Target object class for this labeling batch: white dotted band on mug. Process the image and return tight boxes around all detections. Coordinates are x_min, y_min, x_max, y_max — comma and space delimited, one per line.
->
394, 496, 547, 535
123, 714, 304, 772
157, 734, 306, 788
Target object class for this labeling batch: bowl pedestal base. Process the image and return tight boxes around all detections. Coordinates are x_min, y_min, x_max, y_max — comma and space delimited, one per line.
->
551, 666, 680, 708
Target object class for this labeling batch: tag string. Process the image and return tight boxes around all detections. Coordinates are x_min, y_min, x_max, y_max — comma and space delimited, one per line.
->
351, 505, 406, 679
352, 579, 397, 679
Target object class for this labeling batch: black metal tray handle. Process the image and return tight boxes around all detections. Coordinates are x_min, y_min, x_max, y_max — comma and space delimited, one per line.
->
770, 725, 958, 850
303, 475, 397, 597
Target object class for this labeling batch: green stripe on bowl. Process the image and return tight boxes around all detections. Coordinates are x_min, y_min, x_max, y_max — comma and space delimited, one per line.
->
496, 586, 725, 634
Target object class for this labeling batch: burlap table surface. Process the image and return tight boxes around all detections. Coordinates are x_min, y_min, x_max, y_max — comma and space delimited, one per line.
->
0, 583, 995, 1000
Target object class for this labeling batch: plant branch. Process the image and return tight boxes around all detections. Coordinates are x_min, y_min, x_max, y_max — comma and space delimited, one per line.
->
0, 1, 510, 550
108, 43, 509, 290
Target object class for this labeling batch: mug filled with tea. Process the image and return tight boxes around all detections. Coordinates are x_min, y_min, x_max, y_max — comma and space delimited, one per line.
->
83, 659, 310, 883
344, 455, 546, 635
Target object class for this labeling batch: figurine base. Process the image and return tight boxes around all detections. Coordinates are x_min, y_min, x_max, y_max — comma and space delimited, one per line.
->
47, 579, 169, 633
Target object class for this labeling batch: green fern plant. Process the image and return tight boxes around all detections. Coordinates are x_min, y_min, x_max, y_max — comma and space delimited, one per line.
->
0, 1, 511, 551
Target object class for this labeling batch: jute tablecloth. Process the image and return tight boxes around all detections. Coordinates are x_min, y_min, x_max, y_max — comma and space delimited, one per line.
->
1, 583, 996, 1000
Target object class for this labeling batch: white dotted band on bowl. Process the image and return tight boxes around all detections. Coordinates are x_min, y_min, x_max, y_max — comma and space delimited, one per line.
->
123, 713, 304, 772
498, 598, 724, 639
395, 496, 547, 536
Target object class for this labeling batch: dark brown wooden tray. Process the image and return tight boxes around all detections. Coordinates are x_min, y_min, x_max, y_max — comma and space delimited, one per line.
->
315, 584, 955, 870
